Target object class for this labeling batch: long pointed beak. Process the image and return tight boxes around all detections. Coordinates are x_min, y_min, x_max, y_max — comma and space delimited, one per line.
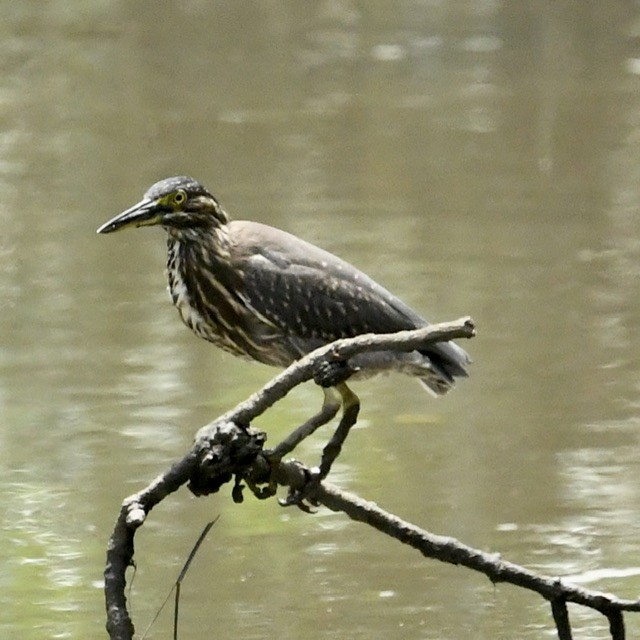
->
96, 199, 163, 234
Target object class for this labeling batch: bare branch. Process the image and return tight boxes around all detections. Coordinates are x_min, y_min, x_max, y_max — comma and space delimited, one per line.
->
104, 316, 640, 639
105, 318, 473, 638
314, 482, 640, 625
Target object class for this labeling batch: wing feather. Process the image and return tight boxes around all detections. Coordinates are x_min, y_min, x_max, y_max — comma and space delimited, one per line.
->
228, 220, 469, 379
230, 221, 422, 341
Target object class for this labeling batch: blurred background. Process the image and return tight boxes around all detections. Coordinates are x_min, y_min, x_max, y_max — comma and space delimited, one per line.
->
2, 1, 640, 638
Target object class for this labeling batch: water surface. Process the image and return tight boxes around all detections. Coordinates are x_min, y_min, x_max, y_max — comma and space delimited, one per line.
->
2, 2, 640, 638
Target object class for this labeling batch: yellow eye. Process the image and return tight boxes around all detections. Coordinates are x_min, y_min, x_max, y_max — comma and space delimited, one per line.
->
173, 190, 187, 206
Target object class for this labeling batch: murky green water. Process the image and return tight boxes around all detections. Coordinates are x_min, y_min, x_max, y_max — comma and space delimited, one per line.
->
3, 2, 640, 638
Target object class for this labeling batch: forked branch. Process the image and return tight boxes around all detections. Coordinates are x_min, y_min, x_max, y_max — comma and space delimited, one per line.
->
104, 317, 637, 640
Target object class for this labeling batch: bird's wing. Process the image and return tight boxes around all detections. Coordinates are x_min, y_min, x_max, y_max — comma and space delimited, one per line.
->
229, 221, 424, 343
228, 221, 470, 380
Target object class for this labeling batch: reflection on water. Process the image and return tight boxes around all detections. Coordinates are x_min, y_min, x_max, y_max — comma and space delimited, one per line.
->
2, 2, 640, 638
1, 481, 98, 638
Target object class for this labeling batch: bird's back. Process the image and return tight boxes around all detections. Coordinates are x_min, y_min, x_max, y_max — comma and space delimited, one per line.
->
225, 221, 469, 394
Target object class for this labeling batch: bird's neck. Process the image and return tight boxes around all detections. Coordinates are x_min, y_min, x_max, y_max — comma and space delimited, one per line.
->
165, 224, 231, 282
165, 221, 226, 245
165, 226, 227, 338
164, 224, 251, 358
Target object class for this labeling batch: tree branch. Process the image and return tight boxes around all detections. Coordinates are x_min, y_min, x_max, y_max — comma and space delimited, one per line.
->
104, 316, 639, 640
314, 482, 639, 629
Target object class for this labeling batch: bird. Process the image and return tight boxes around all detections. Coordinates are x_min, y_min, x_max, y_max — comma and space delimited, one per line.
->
97, 176, 470, 494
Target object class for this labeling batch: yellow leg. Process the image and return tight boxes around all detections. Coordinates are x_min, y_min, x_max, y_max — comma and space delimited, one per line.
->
267, 386, 342, 460
316, 382, 360, 480
280, 382, 361, 508
256, 387, 342, 500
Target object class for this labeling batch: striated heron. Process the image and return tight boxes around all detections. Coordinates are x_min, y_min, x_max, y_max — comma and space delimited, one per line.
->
97, 176, 470, 494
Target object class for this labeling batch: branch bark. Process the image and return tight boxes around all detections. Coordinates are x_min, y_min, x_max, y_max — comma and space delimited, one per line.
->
315, 483, 640, 623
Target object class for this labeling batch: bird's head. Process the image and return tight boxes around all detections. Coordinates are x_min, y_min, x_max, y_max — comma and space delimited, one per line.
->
97, 176, 229, 235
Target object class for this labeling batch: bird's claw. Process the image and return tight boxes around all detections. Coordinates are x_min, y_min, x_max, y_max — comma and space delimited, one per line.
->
244, 450, 281, 500
313, 359, 358, 388
278, 465, 322, 512
247, 452, 323, 511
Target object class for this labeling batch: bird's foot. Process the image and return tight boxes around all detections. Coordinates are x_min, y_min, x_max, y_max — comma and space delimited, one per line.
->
245, 448, 325, 511
243, 450, 281, 500
313, 358, 358, 388
278, 465, 322, 513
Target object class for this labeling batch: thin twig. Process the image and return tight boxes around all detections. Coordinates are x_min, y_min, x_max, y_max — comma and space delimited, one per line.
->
139, 518, 218, 640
